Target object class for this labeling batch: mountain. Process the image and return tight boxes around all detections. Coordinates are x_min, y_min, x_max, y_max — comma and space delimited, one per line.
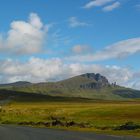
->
0, 81, 31, 88
2, 73, 139, 101
61, 73, 110, 89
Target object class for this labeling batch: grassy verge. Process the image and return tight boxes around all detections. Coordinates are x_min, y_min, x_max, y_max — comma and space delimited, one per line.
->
0, 100, 140, 137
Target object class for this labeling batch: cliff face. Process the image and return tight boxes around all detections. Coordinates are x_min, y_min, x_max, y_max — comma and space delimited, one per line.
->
80, 73, 110, 89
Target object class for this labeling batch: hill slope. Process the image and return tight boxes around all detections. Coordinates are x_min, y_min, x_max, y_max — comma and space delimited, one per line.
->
0, 81, 31, 88
1, 73, 138, 100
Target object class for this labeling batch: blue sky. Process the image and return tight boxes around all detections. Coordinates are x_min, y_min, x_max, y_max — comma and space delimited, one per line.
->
0, 0, 140, 89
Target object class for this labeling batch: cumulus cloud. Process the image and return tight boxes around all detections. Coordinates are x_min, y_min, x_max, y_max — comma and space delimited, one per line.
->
83, 0, 114, 9
0, 13, 47, 55
67, 38, 140, 62
103, 1, 120, 12
0, 57, 139, 89
0, 58, 63, 83
69, 17, 89, 28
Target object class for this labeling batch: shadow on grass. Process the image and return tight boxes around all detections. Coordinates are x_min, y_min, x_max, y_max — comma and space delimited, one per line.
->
0, 89, 95, 103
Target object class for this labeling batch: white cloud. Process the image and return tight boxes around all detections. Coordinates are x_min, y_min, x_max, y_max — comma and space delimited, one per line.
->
103, 1, 120, 12
123, 71, 140, 90
0, 57, 64, 83
29, 13, 43, 29
69, 17, 89, 28
0, 57, 139, 89
48, 29, 71, 47
0, 13, 47, 55
72, 45, 91, 54
67, 38, 140, 62
83, 0, 114, 9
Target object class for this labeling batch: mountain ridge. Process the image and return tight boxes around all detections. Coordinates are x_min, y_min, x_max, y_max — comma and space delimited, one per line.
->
0, 73, 140, 100
0, 81, 31, 87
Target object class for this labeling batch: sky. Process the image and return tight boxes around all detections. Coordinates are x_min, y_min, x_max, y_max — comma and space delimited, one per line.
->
0, 0, 140, 89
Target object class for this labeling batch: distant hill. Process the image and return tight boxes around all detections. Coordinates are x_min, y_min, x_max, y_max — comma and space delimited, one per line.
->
0, 73, 140, 100
0, 81, 31, 88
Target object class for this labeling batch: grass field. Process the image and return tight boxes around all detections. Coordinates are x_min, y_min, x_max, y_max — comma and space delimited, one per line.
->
0, 99, 140, 137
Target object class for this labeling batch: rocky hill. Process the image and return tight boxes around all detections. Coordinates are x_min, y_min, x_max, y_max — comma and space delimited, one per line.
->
80, 73, 110, 89
0, 73, 140, 100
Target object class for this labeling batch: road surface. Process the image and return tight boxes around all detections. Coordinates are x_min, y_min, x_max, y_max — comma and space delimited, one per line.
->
0, 125, 140, 140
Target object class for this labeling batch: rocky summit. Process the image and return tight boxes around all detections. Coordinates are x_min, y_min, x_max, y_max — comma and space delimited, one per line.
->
80, 73, 110, 89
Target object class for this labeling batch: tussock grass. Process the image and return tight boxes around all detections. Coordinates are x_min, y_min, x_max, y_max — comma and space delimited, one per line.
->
0, 100, 140, 137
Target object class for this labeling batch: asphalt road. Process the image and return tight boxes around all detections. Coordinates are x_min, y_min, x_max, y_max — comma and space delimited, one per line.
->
0, 125, 140, 140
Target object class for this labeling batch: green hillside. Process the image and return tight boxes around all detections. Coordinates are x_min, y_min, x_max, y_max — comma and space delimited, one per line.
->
0, 73, 140, 100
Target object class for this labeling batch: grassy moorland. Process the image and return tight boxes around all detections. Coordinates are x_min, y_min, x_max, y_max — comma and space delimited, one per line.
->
0, 99, 140, 137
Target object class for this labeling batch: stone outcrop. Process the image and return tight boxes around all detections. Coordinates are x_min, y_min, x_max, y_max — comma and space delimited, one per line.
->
80, 73, 110, 89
